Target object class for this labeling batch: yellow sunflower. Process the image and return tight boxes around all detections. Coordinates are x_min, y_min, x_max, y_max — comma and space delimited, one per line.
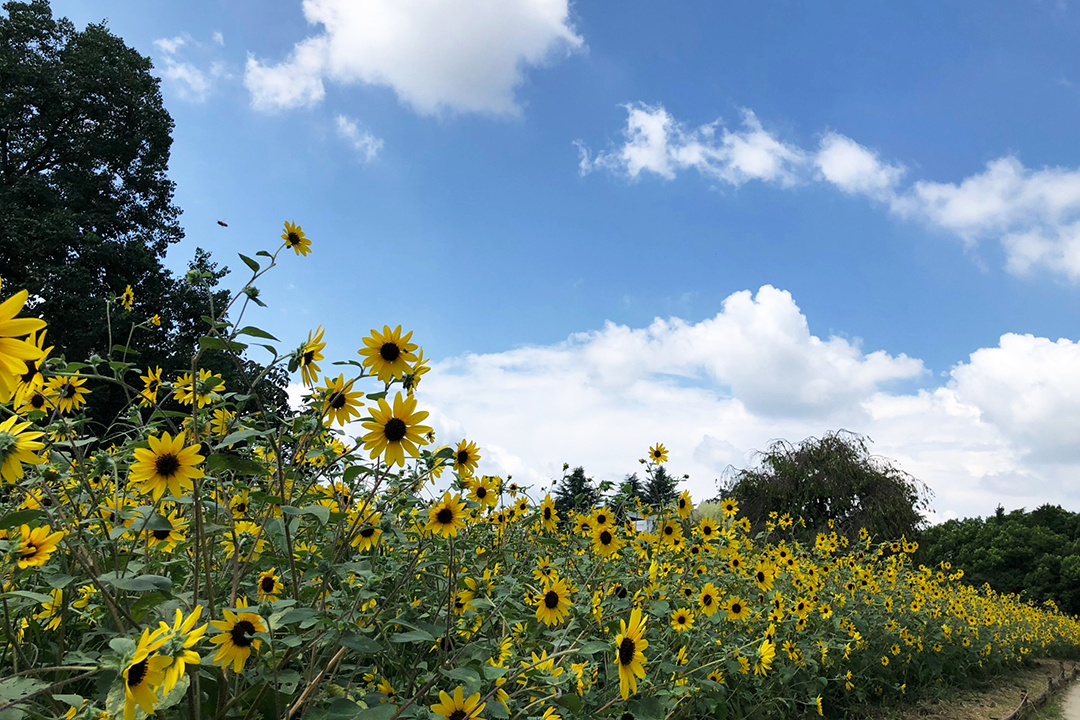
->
172, 368, 223, 408
120, 284, 135, 310
319, 374, 364, 426
590, 524, 624, 558
657, 519, 684, 547
722, 595, 750, 622
452, 439, 481, 476
256, 568, 285, 602
146, 510, 188, 552
357, 325, 418, 383
129, 431, 204, 501
721, 497, 740, 518
696, 516, 720, 543
0, 414, 46, 483
349, 509, 383, 551
699, 582, 721, 617
670, 607, 695, 633
535, 576, 573, 626
17, 524, 65, 569
430, 686, 485, 720
281, 221, 312, 256
614, 607, 648, 699
123, 627, 171, 720
360, 391, 432, 467
676, 490, 693, 519
17, 387, 53, 415
44, 375, 90, 414
468, 475, 497, 509
209, 598, 266, 672
139, 366, 163, 407
425, 492, 467, 538
648, 443, 668, 463
13, 329, 50, 403
0, 281, 46, 403
539, 494, 559, 532
155, 606, 207, 694
298, 326, 325, 387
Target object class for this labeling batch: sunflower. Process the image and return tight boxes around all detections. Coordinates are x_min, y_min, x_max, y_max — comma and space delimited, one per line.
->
281, 221, 312, 256
156, 606, 207, 694
402, 348, 431, 395
535, 576, 573, 626
670, 607, 694, 633
229, 490, 251, 518
0, 281, 46, 403
590, 524, 624, 558
17, 524, 65, 569
754, 638, 776, 676
146, 510, 188, 552
297, 326, 326, 387
425, 492, 467, 538
44, 375, 90, 414
614, 607, 648, 699
17, 387, 53, 415
0, 414, 46, 483
539, 494, 559, 532
430, 686, 485, 720
13, 329, 50, 403
468, 475, 497, 509
358, 325, 419, 383
320, 374, 364, 426
349, 510, 383, 551
221, 521, 267, 562
647, 443, 668, 464
722, 595, 750, 622
720, 497, 740, 518
34, 588, 63, 631
172, 368, 224, 408
123, 627, 171, 720
210, 598, 267, 672
658, 519, 684, 547
360, 391, 432, 467
753, 561, 776, 591
590, 507, 614, 528
211, 408, 234, 438
151, 313, 161, 326
699, 582, 721, 617
676, 490, 693, 519
139, 366, 163, 407
257, 568, 285, 602
120, 284, 135, 310
452, 439, 481, 476
129, 431, 204, 501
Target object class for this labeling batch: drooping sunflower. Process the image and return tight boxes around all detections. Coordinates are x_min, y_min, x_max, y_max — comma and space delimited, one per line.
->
425, 492, 467, 538
256, 568, 285, 602
572, 514, 592, 537
452, 439, 481, 476
539, 494, 559, 532
676, 490, 693, 519
298, 326, 326, 387
120, 284, 135, 310
402, 348, 431, 395
670, 607, 695, 633
648, 443, 668, 463
172, 368, 224, 408
357, 325, 418, 383
44, 375, 90, 414
468, 475, 497, 509
754, 638, 776, 676
430, 685, 485, 720
360, 391, 432, 467
722, 595, 750, 622
699, 582, 721, 617
320, 374, 364, 426
129, 431, 205, 501
590, 524, 624, 558
34, 588, 63, 630
209, 598, 267, 672
614, 607, 648, 699
123, 627, 171, 720
0, 414, 46, 483
146, 510, 189, 552
0, 281, 47, 403
535, 576, 573, 626
17, 524, 65, 569
151, 313, 161, 327
13, 329, 50, 403
156, 606, 207, 694
139, 366, 163, 407
281, 221, 312, 256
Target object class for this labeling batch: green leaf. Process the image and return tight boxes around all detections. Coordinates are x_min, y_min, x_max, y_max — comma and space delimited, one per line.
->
0, 591, 53, 604
323, 699, 366, 719
140, 513, 174, 532
98, 573, 172, 592
131, 592, 167, 622
109, 637, 137, 655
157, 673, 189, 711
206, 453, 267, 476
276, 608, 319, 626
439, 667, 480, 686
217, 428, 268, 446
238, 253, 260, 272
389, 629, 435, 644
482, 665, 510, 679
339, 632, 383, 654
45, 573, 75, 589
556, 694, 582, 713
0, 509, 44, 530
236, 325, 279, 341
578, 640, 610, 655
256, 250, 273, 258
110, 344, 140, 356
198, 336, 247, 352
280, 505, 330, 526
353, 705, 397, 720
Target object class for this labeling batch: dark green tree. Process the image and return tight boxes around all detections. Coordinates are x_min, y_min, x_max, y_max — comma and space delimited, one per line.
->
553, 466, 599, 519
719, 430, 931, 541
642, 463, 679, 509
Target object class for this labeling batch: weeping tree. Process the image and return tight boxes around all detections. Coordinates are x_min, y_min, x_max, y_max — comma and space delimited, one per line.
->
719, 430, 932, 541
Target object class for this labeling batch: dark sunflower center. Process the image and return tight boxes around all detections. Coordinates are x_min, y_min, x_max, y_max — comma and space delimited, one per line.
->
328, 391, 347, 409
152, 528, 171, 540
543, 590, 560, 609
448, 711, 467, 720
615, 586, 627, 599
261, 576, 276, 592
235, 502, 247, 514
543, 507, 551, 520
287, 232, 300, 244
456, 450, 470, 465
127, 658, 149, 688
679, 499, 686, 509
757, 572, 766, 582
653, 451, 661, 458
230, 620, 256, 647
22, 542, 37, 556
383, 418, 407, 442
600, 530, 613, 545
155, 453, 180, 478
436, 507, 454, 525
60, 383, 75, 398
618, 637, 636, 666
678, 614, 687, 624
663, 525, 673, 536
704, 595, 713, 606
30, 394, 45, 409
475, 487, 487, 499
20, 361, 37, 382
731, 603, 742, 614
596, 514, 607, 524
303, 350, 315, 364
379, 342, 400, 362
703, 526, 713, 535
360, 526, 375, 538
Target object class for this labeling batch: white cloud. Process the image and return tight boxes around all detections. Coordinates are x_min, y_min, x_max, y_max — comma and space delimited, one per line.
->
417, 287, 1080, 520
245, 0, 583, 116
335, 115, 384, 162
212, 31, 225, 46
153, 33, 229, 103
581, 104, 1080, 281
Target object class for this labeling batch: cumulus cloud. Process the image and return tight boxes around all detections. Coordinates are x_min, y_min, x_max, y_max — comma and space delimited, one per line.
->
153, 33, 229, 103
245, 0, 583, 116
580, 104, 1080, 281
335, 115, 384, 162
416, 287, 1080, 520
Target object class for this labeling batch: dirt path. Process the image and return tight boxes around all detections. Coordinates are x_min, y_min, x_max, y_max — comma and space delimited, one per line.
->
1061, 681, 1080, 720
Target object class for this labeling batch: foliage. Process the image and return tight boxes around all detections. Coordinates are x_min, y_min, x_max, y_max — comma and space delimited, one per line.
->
720, 430, 932, 542
552, 465, 599, 520
641, 463, 680, 510
917, 504, 1080, 616
0, 229, 1077, 720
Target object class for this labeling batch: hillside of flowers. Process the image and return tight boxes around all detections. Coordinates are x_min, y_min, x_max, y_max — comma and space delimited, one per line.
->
1, 225, 1078, 720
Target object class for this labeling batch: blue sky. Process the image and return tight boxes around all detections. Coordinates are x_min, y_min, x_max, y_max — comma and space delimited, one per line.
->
51, 0, 1080, 519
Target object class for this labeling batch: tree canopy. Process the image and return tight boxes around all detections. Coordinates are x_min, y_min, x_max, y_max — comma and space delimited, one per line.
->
553, 466, 599, 519
719, 430, 932, 541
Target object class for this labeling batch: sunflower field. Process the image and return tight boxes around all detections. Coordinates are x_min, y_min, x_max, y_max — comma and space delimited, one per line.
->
0, 226, 1078, 720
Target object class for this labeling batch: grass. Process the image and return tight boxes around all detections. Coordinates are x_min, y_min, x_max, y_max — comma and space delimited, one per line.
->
853, 659, 1078, 720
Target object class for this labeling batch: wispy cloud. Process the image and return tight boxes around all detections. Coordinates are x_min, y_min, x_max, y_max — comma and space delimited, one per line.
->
335, 115, 384, 163
153, 33, 230, 103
